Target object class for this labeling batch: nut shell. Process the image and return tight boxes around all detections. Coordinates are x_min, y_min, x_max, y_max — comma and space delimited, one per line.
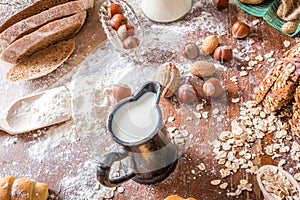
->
111, 14, 128, 30
190, 61, 216, 78
153, 62, 180, 98
232, 21, 250, 38
213, 46, 233, 63
117, 24, 135, 41
201, 35, 219, 55
212, 0, 229, 9
177, 84, 198, 104
112, 84, 132, 102
180, 42, 199, 60
188, 77, 209, 100
203, 78, 223, 97
108, 4, 123, 19
122, 36, 140, 49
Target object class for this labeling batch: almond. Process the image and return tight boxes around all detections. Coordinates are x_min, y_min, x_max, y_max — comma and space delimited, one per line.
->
201, 35, 219, 55
190, 61, 216, 78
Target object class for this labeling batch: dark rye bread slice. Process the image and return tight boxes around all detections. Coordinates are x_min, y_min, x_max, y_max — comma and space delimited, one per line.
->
6, 40, 75, 81
0, 0, 69, 33
1, 11, 86, 64
0, 0, 94, 53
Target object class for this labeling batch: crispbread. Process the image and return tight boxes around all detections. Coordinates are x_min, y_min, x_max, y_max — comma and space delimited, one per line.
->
262, 63, 300, 113
0, 0, 69, 33
1, 11, 86, 64
254, 43, 300, 103
0, 0, 94, 53
290, 103, 300, 137
6, 40, 75, 81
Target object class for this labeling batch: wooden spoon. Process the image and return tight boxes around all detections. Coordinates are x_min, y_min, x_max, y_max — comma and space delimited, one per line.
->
0, 86, 72, 135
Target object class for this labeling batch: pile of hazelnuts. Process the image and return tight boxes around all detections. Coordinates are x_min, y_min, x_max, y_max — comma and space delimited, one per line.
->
108, 3, 140, 49
177, 19, 251, 104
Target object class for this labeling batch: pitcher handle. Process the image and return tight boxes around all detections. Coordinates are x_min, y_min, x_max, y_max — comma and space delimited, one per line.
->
96, 151, 136, 187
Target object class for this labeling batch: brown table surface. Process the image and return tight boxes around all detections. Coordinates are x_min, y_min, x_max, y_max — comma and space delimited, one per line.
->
0, 0, 300, 199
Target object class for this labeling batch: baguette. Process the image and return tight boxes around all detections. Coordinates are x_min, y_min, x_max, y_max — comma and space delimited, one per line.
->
6, 40, 76, 81
0, 176, 48, 200
1, 11, 86, 64
0, 0, 94, 53
0, 0, 69, 33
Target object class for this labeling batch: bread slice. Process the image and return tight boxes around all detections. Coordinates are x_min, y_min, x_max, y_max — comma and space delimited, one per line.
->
32, 182, 48, 200
0, 0, 94, 53
0, 0, 69, 33
0, 176, 16, 200
6, 40, 75, 81
11, 178, 35, 200
1, 11, 86, 64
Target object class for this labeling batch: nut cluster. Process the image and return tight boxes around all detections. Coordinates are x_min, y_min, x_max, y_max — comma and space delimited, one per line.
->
108, 3, 140, 49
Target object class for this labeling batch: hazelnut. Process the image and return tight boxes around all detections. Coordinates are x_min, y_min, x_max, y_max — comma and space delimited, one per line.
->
112, 84, 131, 102
180, 42, 199, 60
108, 4, 123, 19
213, 46, 233, 63
177, 84, 198, 104
203, 78, 223, 98
190, 61, 216, 78
212, 0, 229, 9
122, 36, 140, 49
110, 14, 128, 30
232, 21, 250, 38
188, 77, 208, 100
117, 24, 135, 41
201, 35, 219, 55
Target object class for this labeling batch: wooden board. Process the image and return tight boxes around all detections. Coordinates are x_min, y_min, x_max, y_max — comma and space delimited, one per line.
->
0, 0, 299, 199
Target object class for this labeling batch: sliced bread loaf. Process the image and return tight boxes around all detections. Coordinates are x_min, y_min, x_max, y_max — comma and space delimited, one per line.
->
0, 0, 69, 33
6, 40, 75, 81
0, 0, 94, 53
1, 11, 86, 64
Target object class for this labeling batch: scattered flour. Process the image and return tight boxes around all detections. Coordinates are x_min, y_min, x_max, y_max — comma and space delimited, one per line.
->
6, 86, 71, 134
0, 0, 244, 199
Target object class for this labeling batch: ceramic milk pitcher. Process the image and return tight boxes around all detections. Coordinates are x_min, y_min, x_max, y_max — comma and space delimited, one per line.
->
97, 81, 178, 187
141, 0, 192, 22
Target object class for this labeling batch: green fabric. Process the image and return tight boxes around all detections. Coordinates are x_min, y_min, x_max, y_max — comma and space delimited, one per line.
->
234, 0, 300, 37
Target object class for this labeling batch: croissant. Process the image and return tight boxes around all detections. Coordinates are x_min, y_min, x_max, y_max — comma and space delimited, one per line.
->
0, 176, 48, 200
165, 195, 197, 200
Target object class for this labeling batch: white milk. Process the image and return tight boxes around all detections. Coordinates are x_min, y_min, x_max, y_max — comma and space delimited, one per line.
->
111, 92, 160, 143
141, 0, 192, 22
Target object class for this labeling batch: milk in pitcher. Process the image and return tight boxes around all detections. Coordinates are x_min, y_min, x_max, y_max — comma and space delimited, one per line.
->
111, 92, 160, 143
